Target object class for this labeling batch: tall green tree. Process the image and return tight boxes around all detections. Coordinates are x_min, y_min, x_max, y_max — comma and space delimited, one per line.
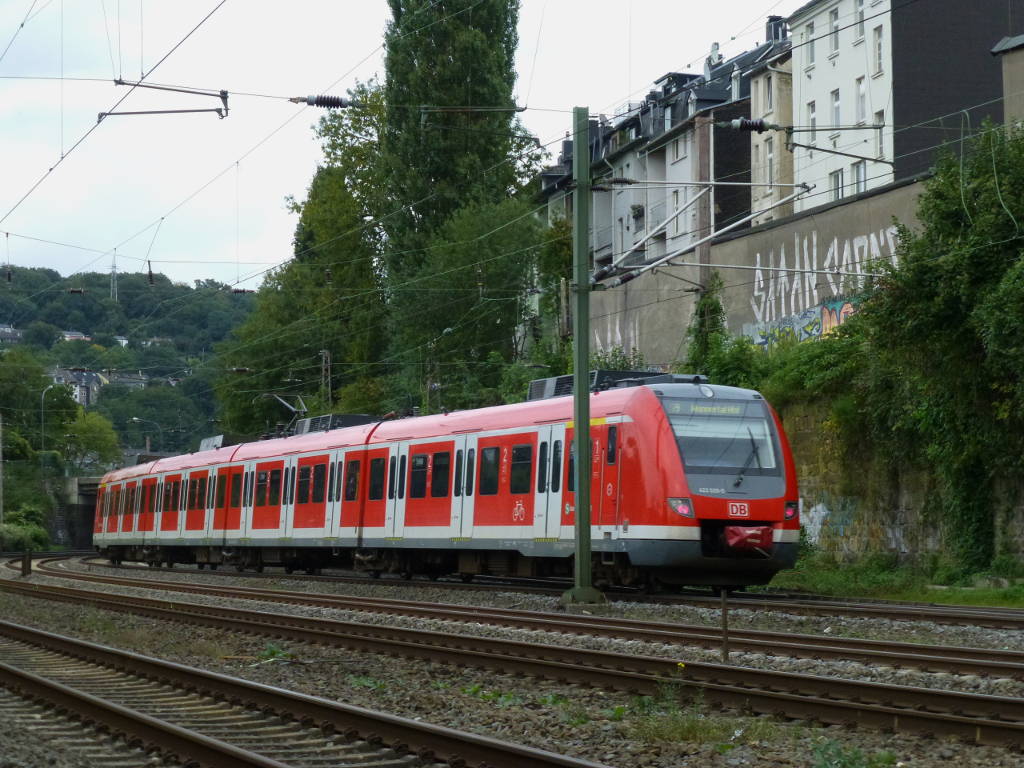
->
381, 0, 523, 277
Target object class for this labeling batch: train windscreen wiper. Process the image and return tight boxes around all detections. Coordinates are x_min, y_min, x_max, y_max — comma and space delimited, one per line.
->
732, 427, 763, 488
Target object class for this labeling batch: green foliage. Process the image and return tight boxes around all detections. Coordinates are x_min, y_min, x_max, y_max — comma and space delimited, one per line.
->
685, 272, 727, 374
591, 344, 646, 371
63, 408, 121, 472
0, 522, 50, 551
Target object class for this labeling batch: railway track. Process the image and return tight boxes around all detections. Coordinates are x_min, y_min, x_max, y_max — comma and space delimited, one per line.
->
30, 557, 1024, 679
77, 556, 1024, 630
3, 574, 1023, 747
0, 619, 608, 768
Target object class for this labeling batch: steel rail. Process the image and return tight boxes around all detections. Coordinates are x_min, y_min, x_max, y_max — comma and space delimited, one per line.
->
70, 555, 1024, 629
2, 578, 1023, 747
0, 619, 611, 768
34, 559, 1024, 678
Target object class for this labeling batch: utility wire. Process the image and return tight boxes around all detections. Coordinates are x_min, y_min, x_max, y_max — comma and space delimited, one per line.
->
0, 0, 228, 227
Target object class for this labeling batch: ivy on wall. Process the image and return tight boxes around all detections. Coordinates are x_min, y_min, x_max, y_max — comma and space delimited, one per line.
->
686, 124, 1024, 571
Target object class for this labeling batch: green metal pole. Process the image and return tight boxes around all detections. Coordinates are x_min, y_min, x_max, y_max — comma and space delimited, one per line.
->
562, 106, 604, 605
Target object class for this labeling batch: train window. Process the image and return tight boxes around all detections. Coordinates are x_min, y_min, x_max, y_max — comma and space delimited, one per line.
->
453, 449, 463, 497
216, 475, 226, 508
297, 466, 311, 504
607, 426, 617, 465
312, 463, 327, 503
369, 458, 385, 500
568, 440, 575, 492
551, 441, 562, 493
409, 454, 428, 498
510, 445, 532, 494
269, 469, 282, 505
172, 481, 181, 511
327, 462, 336, 503
388, 457, 397, 499
198, 477, 207, 509
479, 447, 499, 495
335, 460, 344, 501
150, 485, 159, 515
466, 449, 475, 496
186, 479, 196, 510
255, 471, 268, 506
432, 452, 451, 497
398, 455, 407, 499
230, 473, 242, 508
246, 473, 254, 506
537, 442, 549, 493
345, 460, 361, 501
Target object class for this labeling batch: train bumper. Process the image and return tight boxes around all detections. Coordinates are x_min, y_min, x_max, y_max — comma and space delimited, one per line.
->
625, 539, 798, 586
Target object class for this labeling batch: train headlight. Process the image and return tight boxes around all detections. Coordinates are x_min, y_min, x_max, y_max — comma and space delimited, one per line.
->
667, 497, 695, 518
784, 501, 799, 520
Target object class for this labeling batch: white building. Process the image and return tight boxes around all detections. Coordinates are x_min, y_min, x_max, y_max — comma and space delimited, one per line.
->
789, 0, 893, 212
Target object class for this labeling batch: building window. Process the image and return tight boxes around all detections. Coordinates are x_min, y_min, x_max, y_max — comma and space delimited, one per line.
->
808, 100, 817, 142
831, 89, 840, 128
852, 161, 866, 193
731, 67, 740, 100
873, 26, 883, 74
671, 190, 680, 234
672, 138, 680, 161
806, 22, 815, 64
856, 77, 866, 124
874, 110, 885, 158
765, 74, 773, 112
829, 8, 840, 53
830, 169, 844, 201
856, 0, 865, 37
766, 137, 774, 187
753, 144, 760, 183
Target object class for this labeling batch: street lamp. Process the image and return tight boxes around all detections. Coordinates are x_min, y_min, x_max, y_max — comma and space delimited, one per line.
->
40, 384, 54, 451
130, 417, 164, 452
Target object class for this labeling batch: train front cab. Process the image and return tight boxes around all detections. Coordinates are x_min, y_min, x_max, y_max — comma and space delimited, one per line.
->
619, 383, 799, 587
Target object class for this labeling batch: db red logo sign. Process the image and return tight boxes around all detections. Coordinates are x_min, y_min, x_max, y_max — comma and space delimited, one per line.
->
728, 502, 750, 517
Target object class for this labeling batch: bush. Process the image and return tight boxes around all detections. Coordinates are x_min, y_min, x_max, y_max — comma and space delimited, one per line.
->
0, 522, 50, 552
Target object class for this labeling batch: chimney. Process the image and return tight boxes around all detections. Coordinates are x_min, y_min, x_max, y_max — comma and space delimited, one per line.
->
704, 42, 722, 79
766, 15, 787, 42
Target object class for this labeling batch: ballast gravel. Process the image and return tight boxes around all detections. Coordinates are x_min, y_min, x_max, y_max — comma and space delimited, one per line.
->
0, 561, 1021, 767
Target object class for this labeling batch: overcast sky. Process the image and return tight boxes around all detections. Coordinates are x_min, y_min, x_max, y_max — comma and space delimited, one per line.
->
0, 0, 806, 292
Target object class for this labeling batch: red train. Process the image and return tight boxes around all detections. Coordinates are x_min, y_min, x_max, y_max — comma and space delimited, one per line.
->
93, 376, 799, 588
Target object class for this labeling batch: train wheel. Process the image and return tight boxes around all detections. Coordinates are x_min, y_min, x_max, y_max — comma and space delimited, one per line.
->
459, 572, 474, 583
400, 571, 412, 581
197, 563, 205, 570
235, 565, 245, 573
284, 565, 294, 574
369, 570, 381, 579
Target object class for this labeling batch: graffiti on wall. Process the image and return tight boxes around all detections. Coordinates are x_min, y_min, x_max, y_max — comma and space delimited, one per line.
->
743, 299, 858, 347
749, 225, 900, 326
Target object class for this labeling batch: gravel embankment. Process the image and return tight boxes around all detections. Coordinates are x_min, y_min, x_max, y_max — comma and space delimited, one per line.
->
0, 562, 1021, 767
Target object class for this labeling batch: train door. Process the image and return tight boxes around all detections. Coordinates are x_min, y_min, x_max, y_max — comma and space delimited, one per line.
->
185, 470, 208, 533
159, 474, 181, 539
384, 442, 410, 539
221, 465, 244, 540
349, 448, 388, 542
212, 466, 229, 535
532, 425, 565, 540
138, 478, 157, 538
289, 453, 330, 537
598, 424, 622, 534
93, 487, 105, 537
120, 482, 138, 536
251, 460, 285, 533
239, 461, 256, 538
449, 435, 477, 540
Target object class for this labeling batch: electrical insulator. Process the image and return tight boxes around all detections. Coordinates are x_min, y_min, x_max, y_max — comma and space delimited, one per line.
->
147, 260, 155, 286
68, 287, 85, 294
293, 94, 351, 109
325, 268, 333, 284
730, 118, 769, 133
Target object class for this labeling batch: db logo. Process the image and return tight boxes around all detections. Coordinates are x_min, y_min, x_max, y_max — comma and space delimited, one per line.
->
728, 502, 750, 517
512, 500, 526, 521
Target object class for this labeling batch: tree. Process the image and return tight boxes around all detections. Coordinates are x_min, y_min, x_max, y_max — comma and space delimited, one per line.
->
64, 409, 121, 472
381, 0, 526, 279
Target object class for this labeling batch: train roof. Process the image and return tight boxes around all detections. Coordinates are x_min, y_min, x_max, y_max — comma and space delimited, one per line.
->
99, 381, 763, 484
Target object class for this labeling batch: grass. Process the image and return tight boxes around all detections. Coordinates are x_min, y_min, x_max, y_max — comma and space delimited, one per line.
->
768, 550, 1024, 608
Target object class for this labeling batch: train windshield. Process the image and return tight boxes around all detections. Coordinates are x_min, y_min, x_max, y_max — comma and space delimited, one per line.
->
662, 398, 780, 477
